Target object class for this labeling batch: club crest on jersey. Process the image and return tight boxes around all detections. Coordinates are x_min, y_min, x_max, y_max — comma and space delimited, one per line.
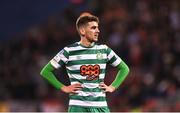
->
96, 51, 103, 60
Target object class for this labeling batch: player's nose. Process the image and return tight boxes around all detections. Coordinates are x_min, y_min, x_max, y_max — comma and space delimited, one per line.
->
96, 28, 100, 33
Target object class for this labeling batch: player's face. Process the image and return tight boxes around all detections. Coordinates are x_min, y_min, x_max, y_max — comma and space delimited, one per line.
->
84, 21, 100, 42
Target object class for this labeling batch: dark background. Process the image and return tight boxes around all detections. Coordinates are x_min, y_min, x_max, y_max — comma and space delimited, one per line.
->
0, 0, 179, 112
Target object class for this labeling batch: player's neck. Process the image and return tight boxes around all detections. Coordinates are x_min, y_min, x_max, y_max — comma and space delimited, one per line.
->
80, 38, 94, 47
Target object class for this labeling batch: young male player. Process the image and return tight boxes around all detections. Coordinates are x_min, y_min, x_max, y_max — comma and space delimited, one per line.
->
40, 12, 129, 112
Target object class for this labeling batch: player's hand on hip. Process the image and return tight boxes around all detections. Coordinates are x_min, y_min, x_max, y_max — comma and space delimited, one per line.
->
61, 83, 83, 94
99, 82, 115, 93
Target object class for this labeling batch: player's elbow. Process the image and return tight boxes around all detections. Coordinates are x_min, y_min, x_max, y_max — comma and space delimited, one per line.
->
119, 61, 130, 74
126, 66, 130, 74
40, 67, 46, 77
40, 69, 43, 76
122, 62, 130, 75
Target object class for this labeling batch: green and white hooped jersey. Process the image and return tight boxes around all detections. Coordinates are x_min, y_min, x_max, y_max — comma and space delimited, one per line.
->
50, 42, 122, 107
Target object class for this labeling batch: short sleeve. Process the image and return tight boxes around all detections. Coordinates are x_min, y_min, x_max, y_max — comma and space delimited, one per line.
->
50, 48, 69, 69
106, 45, 122, 67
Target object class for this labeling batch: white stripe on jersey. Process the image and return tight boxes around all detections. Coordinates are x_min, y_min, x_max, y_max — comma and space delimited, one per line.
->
107, 50, 115, 60
69, 100, 108, 107
75, 91, 106, 97
66, 44, 106, 52
71, 82, 100, 89
112, 57, 121, 67
67, 64, 106, 70
83, 83, 99, 88
50, 59, 61, 69
68, 54, 107, 61
68, 73, 105, 80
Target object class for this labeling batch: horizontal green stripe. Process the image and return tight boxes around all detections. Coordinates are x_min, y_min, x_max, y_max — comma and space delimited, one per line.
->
63, 49, 69, 58
70, 78, 104, 83
67, 59, 107, 66
81, 87, 103, 92
58, 60, 65, 66
70, 95, 106, 101
69, 49, 107, 56
108, 56, 117, 64
107, 48, 111, 56
67, 69, 106, 74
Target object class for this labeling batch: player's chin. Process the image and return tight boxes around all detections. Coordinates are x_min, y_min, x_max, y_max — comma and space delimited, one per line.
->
93, 38, 98, 42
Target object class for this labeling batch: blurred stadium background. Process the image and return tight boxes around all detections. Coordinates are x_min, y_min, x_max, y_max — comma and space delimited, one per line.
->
0, 0, 180, 112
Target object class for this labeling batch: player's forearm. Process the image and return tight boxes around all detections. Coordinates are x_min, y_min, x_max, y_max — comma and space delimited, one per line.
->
40, 62, 64, 90
111, 60, 130, 89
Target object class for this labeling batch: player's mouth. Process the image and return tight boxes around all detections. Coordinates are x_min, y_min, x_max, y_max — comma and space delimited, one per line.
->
94, 34, 99, 37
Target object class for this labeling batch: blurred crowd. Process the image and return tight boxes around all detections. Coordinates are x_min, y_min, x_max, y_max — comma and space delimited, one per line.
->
0, 0, 180, 112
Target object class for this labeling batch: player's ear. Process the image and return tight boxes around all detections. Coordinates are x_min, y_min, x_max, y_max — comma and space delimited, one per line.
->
79, 27, 85, 36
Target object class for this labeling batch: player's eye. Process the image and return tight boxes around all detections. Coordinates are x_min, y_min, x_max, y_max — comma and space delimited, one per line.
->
91, 26, 97, 29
